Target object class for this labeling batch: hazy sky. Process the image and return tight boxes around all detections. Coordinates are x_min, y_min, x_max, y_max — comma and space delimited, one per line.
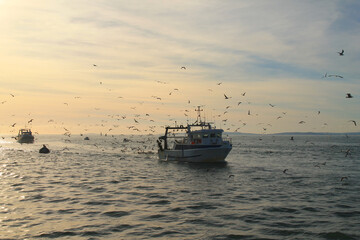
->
1, 0, 359, 135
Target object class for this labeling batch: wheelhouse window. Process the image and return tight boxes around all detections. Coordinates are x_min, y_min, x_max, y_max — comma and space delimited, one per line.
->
203, 134, 209, 138
192, 134, 202, 139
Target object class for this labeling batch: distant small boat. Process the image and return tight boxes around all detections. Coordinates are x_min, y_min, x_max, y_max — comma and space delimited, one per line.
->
16, 129, 34, 144
157, 106, 232, 163
39, 144, 50, 154
84, 136, 90, 140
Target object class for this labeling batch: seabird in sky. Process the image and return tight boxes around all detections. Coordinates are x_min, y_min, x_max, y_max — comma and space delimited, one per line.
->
328, 74, 343, 78
337, 49, 344, 56
349, 120, 357, 126
181, 66, 186, 69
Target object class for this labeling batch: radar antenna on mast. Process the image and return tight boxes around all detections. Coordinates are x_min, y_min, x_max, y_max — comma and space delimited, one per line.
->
195, 106, 203, 124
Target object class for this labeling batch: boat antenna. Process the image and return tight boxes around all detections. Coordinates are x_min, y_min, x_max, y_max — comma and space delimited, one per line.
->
195, 106, 203, 124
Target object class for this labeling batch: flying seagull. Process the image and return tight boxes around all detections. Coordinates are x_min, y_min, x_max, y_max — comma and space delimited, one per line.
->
224, 94, 229, 99
328, 74, 343, 78
181, 66, 186, 69
349, 120, 357, 126
345, 148, 351, 157
337, 49, 344, 56
340, 176, 348, 181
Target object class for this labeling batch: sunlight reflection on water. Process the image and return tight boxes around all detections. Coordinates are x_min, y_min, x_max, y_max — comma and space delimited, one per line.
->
0, 134, 359, 239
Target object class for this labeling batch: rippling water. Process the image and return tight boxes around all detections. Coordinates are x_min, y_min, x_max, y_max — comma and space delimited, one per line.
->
1, 134, 359, 239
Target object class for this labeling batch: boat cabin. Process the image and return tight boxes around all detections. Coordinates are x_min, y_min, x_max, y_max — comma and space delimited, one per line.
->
158, 122, 227, 151
18, 129, 32, 136
188, 129, 223, 145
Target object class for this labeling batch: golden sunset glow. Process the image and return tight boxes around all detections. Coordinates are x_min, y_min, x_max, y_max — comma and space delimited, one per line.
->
1, 1, 359, 135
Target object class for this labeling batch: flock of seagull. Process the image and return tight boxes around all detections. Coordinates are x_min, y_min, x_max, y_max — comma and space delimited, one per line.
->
2, 49, 356, 138
1, 49, 357, 181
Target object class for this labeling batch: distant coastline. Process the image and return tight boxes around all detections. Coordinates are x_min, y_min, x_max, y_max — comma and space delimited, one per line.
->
226, 132, 360, 136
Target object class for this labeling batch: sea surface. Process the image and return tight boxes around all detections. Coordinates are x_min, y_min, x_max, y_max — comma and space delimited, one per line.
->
0, 134, 359, 240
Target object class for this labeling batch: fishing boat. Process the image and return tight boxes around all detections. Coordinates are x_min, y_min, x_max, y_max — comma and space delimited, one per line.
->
157, 107, 232, 163
16, 129, 34, 144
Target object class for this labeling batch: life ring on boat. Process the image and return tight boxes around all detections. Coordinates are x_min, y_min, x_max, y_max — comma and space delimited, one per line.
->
191, 141, 195, 144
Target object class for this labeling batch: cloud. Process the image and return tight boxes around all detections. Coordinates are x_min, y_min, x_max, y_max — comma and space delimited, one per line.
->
0, 0, 359, 133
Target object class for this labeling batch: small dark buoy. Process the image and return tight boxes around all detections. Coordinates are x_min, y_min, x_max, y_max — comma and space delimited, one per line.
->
84, 136, 90, 140
290, 136, 294, 141
39, 144, 50, 154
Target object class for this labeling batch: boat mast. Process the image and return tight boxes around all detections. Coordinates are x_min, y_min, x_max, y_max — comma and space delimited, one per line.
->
195, 106, 203, 124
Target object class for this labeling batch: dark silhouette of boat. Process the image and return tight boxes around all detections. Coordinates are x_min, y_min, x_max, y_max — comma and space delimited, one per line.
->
16, 129, 34, 144
39, 144, 50, 154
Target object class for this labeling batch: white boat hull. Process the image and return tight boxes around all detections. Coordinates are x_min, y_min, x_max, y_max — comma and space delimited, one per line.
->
158, 145, 232, 163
